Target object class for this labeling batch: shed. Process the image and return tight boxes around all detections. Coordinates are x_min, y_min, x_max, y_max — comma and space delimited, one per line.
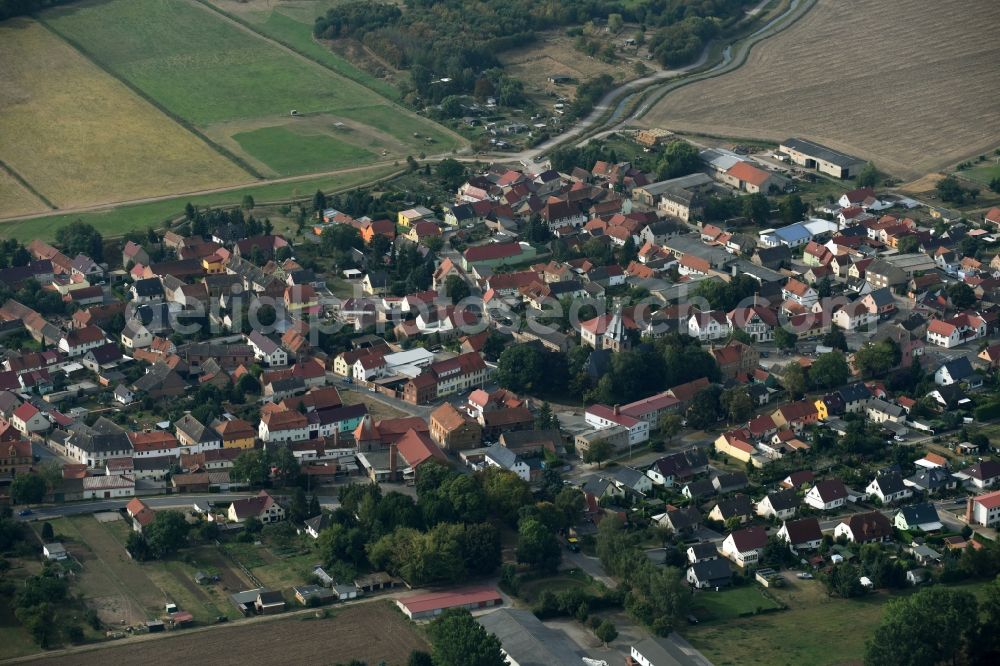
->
43, 543, 67, 561
146, 620, 165, 633
396, 586, 502, 620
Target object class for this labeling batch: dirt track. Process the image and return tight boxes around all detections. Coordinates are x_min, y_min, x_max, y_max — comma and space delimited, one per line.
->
17, 601, 427, 666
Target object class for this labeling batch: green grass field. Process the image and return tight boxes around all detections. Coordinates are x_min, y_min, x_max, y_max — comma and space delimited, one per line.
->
202, 0, 400, 100
691, 585, 783, 622
0, 17, 250, 215
0, 163, 401, 241
960, 161, 1000, 185
44, 0, 378, 126
233, 125, 376, 175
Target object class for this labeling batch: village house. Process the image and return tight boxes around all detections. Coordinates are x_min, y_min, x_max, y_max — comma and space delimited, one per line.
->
720, 525, 768, 568
228, 490, 285, 524
866, 472, 913, 504
805, 479, 848, 511
756, 489, 799, 520
777, 517, 823, 551
834, 511, 893, 543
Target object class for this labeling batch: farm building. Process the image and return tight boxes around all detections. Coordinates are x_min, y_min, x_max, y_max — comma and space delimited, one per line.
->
395, 586, 502, 620
477, 608, 584, 665
779, 137, 866, 179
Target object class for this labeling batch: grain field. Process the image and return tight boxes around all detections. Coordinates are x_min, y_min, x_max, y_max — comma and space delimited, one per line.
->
641, 0, 1000, 178
0, 18, 250, 213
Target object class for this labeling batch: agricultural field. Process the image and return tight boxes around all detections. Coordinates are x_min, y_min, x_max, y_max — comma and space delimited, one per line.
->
41, 0, 459, 179
0, 166, 46, 218
202, 0, 402, 100
24, 601, 427, 666
0, 18, 250, 217
641, 0, 1000, 179
0, 163, 402, 242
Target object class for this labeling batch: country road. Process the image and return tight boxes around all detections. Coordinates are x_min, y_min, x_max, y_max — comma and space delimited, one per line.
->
14, 493, 341, 522
0, 0, 818, 228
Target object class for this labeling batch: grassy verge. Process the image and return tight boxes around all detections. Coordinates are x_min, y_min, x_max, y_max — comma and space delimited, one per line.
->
0, 164, 402, 241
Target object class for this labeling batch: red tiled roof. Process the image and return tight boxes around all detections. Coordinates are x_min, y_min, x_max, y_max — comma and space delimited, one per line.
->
725, 161, 771, 187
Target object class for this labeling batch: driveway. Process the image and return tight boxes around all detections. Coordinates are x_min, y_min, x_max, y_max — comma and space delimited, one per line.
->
564, 548, 618, 590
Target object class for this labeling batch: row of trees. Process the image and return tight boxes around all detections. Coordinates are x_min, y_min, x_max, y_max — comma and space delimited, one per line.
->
596, 516, 690, 635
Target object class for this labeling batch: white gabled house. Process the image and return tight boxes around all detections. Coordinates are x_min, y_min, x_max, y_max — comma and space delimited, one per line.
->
804, 479, 848, 511
720, 525, 768, 568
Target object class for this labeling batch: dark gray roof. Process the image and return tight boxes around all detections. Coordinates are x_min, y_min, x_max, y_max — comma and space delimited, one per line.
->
688, 541, 718, 559
132, 278, 164, 298
712, 493, 752, 520
871, 472, 906, 495
838, 382, 872, 403
477, 609, 584, 666
939, 356, 974, 382
175, 414, 219, 444
897, 502, 940, 526
69, 417, 130, 454
765, 488, 799, 511
713, 471, 748, 493
782, 138, 862, 168
684, 479, 716, 498
906, 468, 953, 490
689, 558, 731, 584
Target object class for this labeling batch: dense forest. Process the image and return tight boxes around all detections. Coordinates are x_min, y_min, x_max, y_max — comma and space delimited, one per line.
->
314, 0, 754, 104
0, 0, 72, 20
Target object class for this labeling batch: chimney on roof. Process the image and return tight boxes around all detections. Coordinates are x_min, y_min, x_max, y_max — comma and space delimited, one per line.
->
613, 404, 620, 416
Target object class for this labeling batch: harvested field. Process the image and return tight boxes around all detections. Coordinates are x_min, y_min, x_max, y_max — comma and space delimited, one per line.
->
641, 0, 1000, 179
25, 601, 429, 666
0, 18, 249, 214
0, 166, 45, 217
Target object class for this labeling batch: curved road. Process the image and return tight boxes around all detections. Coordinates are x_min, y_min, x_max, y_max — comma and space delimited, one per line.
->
0, 0, 815, 226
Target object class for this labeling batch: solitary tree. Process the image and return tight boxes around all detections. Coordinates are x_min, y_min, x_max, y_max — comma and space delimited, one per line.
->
595, 620, 618, 647
11, 474, 46, 504
582, 440, 613, 468
429, 609, 506, 666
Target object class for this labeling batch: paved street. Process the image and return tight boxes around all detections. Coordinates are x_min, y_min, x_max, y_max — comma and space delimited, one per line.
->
15, 493, 343, 522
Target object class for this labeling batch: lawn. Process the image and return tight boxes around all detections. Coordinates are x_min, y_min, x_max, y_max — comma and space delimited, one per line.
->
0, 163, 401, 241
0, 17, 250, 214
233, 125, 376, 176
959, 160, 1000, 185
690, 584, 783, 622
516, 572, 604, 604
684, 578, 996, 666
251, 552, 319, 592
